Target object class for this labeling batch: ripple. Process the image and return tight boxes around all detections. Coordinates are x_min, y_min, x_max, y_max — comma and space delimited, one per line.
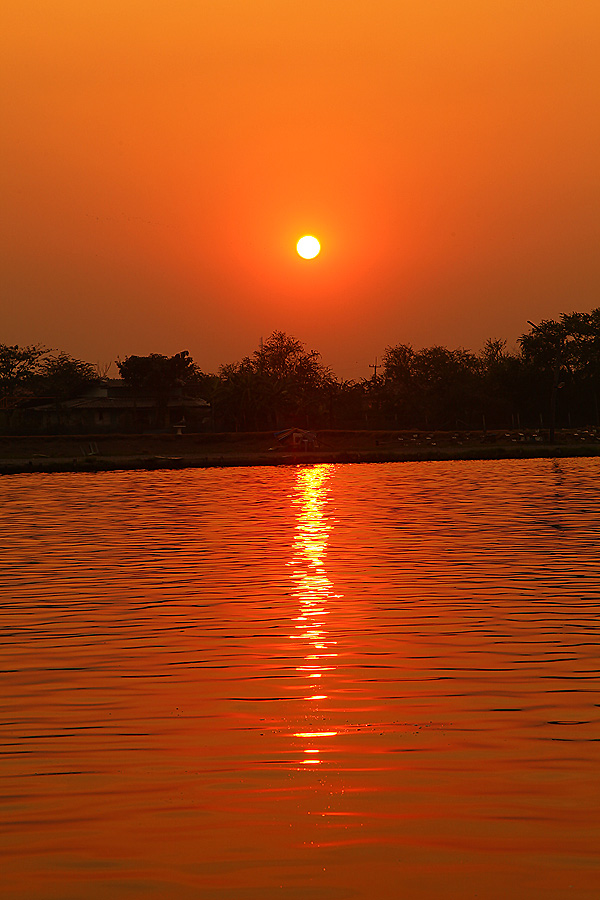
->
1, 459, 599, 898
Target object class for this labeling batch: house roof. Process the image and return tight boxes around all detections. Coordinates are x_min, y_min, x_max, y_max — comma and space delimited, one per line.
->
32, 396, 209, 411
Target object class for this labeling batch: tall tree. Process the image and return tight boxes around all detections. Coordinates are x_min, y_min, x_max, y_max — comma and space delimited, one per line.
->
519, 318, 569, 440
382, 342, 480, 428
0, 343, 48, 407
117, 351, 197, 393
0, 344, 52, 433
37, 353, 100, 400
479, 339, 529, 429
252, 332, 332, 388
560, 308, 600, 424
217, 332, 334, 430
117, 351, 199, 429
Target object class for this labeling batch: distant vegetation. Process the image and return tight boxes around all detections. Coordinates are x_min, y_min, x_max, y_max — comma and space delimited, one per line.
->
4, 309, 600, 433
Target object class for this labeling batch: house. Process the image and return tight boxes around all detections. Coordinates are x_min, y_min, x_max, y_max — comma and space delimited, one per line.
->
21, 379, 210, 434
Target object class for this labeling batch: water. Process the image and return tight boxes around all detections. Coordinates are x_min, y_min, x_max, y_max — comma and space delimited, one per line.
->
0, 458, 599, 899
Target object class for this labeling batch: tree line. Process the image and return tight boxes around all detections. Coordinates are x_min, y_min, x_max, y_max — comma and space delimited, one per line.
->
3, 308, 600, 433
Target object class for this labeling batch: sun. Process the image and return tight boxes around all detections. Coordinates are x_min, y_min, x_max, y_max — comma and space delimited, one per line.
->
297, 235, 320, 259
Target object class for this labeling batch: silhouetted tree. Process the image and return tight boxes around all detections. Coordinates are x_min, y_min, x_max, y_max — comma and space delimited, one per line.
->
478, 339, 528, 429
117, 350, 200, 429
212, 361, 266, 431
381, 342, 480, 428
519, 319, 570, 440
215, 332, 334, 430
0, 343, 48, 404
561, 308, 600, 425
0, 343, 50, 429
12, 305, 600, 436
36, 353, 100, 400
382, 344, 415, 384
117, 351, 197, 393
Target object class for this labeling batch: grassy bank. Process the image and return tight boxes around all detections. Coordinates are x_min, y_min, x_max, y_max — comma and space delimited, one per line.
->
2, 429, 600, 474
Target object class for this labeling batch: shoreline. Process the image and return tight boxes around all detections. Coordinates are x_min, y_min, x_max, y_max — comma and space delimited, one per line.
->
2, 432, 600, 474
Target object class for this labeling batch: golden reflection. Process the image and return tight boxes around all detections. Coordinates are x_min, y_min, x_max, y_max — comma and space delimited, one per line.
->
287, 465, 340, 765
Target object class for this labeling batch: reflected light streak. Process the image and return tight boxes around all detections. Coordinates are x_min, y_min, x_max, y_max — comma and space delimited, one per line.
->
294, 732, 338, 738
288, 465, 341, 765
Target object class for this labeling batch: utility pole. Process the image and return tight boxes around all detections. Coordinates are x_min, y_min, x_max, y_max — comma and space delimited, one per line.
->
369, 358, 379, 379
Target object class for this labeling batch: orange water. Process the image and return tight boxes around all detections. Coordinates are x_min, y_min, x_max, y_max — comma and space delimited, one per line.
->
1, 460, 599, 899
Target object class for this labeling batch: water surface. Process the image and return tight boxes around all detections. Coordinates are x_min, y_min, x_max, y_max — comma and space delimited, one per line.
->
1, 459, 599, 899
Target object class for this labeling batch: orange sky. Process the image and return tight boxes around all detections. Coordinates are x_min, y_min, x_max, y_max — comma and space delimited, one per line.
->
2, 1, 600, 378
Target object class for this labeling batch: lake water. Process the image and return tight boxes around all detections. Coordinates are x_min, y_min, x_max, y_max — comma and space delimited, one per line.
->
1, 459, 599, 899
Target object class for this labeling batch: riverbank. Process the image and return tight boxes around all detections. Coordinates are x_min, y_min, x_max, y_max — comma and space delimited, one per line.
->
2, 429, 600, 474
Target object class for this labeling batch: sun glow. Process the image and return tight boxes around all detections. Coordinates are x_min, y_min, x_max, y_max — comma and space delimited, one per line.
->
296, 235, 320, 259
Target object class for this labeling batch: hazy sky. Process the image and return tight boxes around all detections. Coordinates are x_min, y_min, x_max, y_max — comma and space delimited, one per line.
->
2, 1, 600, 379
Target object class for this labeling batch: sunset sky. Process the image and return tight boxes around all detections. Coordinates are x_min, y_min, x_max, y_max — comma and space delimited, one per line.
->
2, 1, 600, 379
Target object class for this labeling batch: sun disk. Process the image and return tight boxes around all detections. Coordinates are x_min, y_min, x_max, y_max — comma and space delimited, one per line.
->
297, 235, 320, 259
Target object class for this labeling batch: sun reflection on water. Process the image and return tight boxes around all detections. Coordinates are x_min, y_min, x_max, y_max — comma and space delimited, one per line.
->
288, 465, 340, 764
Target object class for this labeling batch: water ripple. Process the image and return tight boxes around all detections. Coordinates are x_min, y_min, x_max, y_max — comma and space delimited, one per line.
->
0, 459, 599, 898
